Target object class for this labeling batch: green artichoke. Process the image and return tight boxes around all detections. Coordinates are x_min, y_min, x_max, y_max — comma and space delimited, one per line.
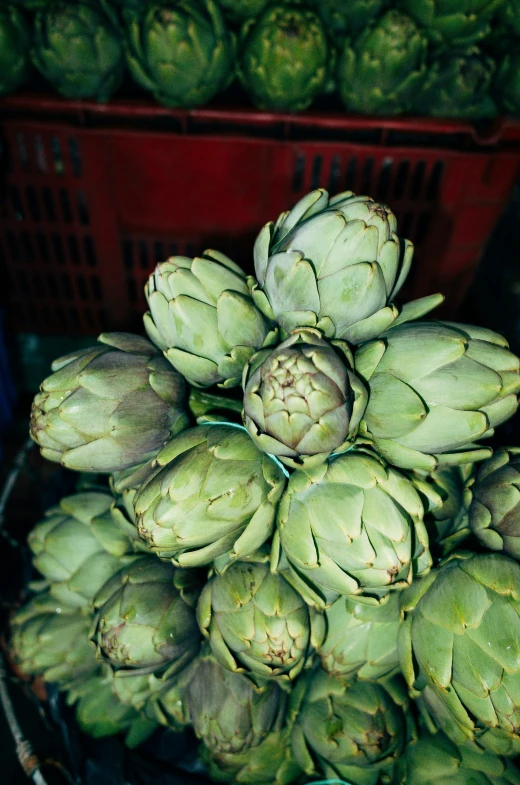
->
10, 592, 98, 689
218, 0, 269, 23
291, 668, 406, 785
134, 425, 286, 570
144, 251, 277, 389
274, 449, 431, 609
28, 492, 142, 608
316, 592, 401, 683
91, 556, 201, 676
400, 0, 507, 48
355, 322, 520, 471
197, 560, 318, 681
423, 465, 474, 556
30, 332, 188, 473
125, 0, 235, 108
31, 1, 125, 102
242, 329, 368, 470
238, 5, 330, 111
187, 654, 283, 758
498, 0, 520, 37
469, 447, 520, 557
399, 552, 520, 753
202, 725, 302, 785
0, 7, 31, 98
251, 188, 442, 344
310, 0, 389, 39
396, 729, 520, 785
494, 53, 520, 116
338, 10, 427, 115
413, 48, 497, 119
74, 668, 158, 747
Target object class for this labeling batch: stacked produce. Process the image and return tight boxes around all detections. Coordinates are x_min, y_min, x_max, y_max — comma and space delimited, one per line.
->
10, 186, 520, 784
2, 0, 520, 116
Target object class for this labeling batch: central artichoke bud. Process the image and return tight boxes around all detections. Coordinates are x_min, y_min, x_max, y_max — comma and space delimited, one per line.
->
243, 329, 367, 469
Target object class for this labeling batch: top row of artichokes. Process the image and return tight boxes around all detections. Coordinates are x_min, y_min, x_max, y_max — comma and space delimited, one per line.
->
30, 187, 520, 484
1, 0, 519, 117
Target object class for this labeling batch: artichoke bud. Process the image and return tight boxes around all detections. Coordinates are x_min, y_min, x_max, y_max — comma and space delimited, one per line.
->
469, 447, 520, 558
90, 556, 202, 677
243, 328, 368, 470
400, 0, 505, 47
197, 560, 314, 683
30, 332, 189, 474
144, 251, 278, 389
0, 6, 31, 98
134, 424, 287, 569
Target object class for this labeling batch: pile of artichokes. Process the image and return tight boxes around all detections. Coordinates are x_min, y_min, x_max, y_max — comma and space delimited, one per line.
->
11, 186, 520, 785
2, 0, 520, 117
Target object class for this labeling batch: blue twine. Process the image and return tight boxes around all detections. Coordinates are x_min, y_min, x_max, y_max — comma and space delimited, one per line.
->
199, 421, 291, 479
308, 780, 352, 785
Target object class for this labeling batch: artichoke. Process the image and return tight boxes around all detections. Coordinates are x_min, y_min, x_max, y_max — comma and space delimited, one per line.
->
338, 10, 427, 115
91, 556, 201, 676
31, 1, 125, 102
396, 729, 520, 785
399, 552, 520, 752
310, 0, 389, 39
202, 725, 302, 785
144, 251, 277, 389
125, 0, 235, 108
74, 669, 158, 747
134, 425, 286, 570
238, 5, 330, 112
197, 560, 318, 681
291, 668, 406, 785
218, 0, 269, 23
316, 592, 401, 683
494, 53, 520, 116
355, 322, 520, 471
251, 188, 442, 344
242, 329, 368, 470
400, 0, 507, 48
187, 654, 283, 758
10, 592, 98, 689
274, 449, 431, 609
30, 332, 188, 473
469, 447, 520, 557
28, 491, 142, 608
0, 7, 31, 98
418, 464, 474, 557
413, 48, 497, 119
498, 0, 520, 37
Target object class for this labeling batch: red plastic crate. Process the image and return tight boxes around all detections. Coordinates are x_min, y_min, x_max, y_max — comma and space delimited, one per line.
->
1, 94, 520, 335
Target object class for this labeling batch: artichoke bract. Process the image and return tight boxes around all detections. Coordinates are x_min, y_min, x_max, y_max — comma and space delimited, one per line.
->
0, 7, 31, 98
10, 592, 98, 689
274, 450, 431, 609
252, 188, 442, 344
494, 54, 520, 116
396, 729, 520, 785
317, 592, 401, 683
218, 0, 269, 23
413, 48, 497, 119
187, 654, 283, 758
31, 1, 125, 102
418, 465, 474, 557
30, 333, 188, 474
197, 561, 317, 681
134, 425, 286, 569
400, 0, 507, 48
338, 11, 427, 115
498, 0, 520, 37
291, 668, 406, 785
91, 556, 201, 677
238, 5, 330, 112
310, 0, 388, 39
399, 552, 520, 752
28, 491, 140, 608
144, 251, 277, 389
356, 322, 520, 471
125, 0, 234, 108
242, 329, 368, 470
469, 447, 520, 557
